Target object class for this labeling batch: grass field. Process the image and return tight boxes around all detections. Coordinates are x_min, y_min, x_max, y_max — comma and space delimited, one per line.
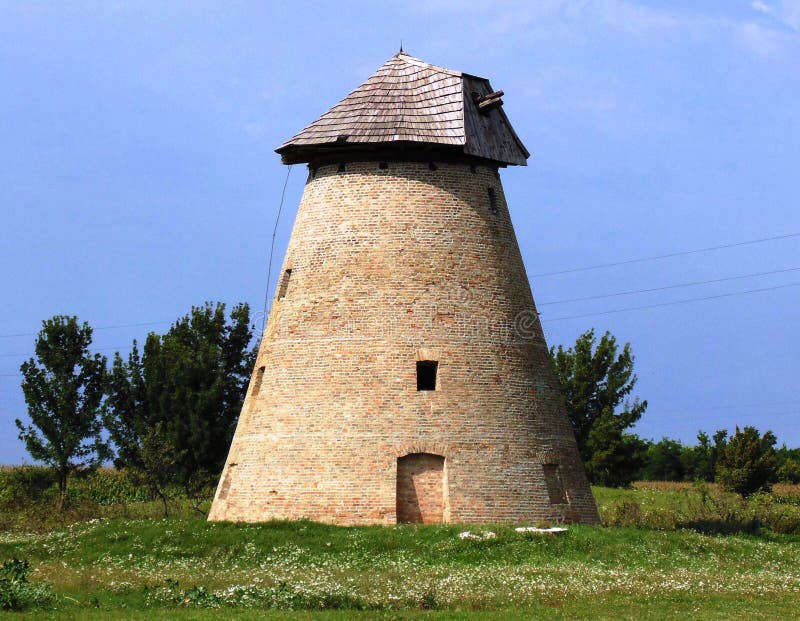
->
1, 478, 799, 619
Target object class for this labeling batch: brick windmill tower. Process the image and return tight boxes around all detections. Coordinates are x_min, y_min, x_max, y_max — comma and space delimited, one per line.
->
209, 52, 599, 525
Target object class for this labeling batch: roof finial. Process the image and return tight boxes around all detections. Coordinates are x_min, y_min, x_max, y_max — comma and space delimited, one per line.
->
399, 40, 404, 54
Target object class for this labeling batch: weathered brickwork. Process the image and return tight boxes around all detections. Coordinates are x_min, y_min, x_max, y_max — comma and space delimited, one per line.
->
208, 161, 600, 525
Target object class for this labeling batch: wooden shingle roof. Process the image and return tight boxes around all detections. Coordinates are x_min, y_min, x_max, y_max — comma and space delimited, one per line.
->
276, 53, 529, 167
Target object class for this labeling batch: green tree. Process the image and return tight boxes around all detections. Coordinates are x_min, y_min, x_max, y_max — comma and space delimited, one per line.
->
550, 329, 648, 487
16, 316, 108, 510
640, 437, 685, 481
682, 430, 728, 482
774, 444, 800, 484
136, 422, 180, 517
584, 414, 648, 487
103, 342, 147, 470
716, 426, 778, 496
104, 302, 255, 486
777, 458, 800, 484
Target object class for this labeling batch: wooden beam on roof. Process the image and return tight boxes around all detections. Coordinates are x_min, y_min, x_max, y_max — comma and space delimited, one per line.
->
475, 90, 504, 112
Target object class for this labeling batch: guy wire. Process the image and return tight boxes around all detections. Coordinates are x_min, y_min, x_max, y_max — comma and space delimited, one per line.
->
261, 165, 293, 339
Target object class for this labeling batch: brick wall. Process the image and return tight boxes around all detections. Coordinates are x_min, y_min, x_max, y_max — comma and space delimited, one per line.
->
208, 161, 600, 525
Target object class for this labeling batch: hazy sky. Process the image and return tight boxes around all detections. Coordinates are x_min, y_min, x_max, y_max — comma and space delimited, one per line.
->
2, 1, 799, 464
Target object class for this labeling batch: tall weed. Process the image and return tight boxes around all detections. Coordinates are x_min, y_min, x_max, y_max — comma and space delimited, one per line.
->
598, 481, 800, 534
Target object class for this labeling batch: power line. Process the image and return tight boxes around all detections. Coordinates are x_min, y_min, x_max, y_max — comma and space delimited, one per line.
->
0, 320, 170, 340
531, 231, 800, 278
3, 281, 794, 361
642, 410, 800, 426
541, 281, 800, 322
1, 279, 797, 347
0, 345, 129, 359
652, 399, 799, 415
539, 266, 800, 306
2, 232, 798, 339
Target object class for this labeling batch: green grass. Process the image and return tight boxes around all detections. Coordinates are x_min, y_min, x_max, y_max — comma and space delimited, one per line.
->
1, 516, 799, 619
1, 482, 799, 618
4, 594, 800, 621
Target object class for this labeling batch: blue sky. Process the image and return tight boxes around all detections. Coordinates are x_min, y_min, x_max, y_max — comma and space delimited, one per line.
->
1, 1, 799, 464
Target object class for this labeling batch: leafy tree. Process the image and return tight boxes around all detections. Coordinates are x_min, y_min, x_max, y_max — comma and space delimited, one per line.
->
775, 444, 800, 484
584, 414, 648, 487
16, 316, 108, 510
104, 302, 255, 486
640, 437, 686, 481
682, 430, 728, 482
777, 458, 800, 484
550, 329, 647, 486
135, 422, 180, 517
103, 343, 147, 470
716, 426, 778, 496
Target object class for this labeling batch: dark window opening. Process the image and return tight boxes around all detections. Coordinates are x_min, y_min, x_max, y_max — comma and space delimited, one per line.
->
309, 165, 317, 179
337, 163, 346, 173
543, 464, 567, 504
379, 162, 388, 170
251, 366, 265, 397
277, 269, 292, 300
416, 360, 438, 391
488, 187, 499, 214
218, 464, 236, 500
428, 162, 438, 171
470, 164, 477, 174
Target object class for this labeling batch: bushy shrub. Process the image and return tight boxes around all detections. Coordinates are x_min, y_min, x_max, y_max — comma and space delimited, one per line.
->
0, 465, 218, 531
0, 467, 56, 504
716, 426, 778, 496
748, 492, 800, 534
597, 482, 800, 534
604, 500, 643, 528
75, 469, 151, 505
777, 458, 800, 484
0, 559, 54, 611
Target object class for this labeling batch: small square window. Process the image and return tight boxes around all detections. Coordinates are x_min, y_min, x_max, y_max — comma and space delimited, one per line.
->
416, 360, 438, 391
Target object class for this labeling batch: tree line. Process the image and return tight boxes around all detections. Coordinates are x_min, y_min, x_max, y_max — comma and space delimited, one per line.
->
14, 307, 797, 512
551, 329, 798, 495
16, 303, 255, 511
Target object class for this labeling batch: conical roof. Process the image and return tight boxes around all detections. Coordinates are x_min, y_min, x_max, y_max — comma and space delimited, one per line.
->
276, 53, 529, 166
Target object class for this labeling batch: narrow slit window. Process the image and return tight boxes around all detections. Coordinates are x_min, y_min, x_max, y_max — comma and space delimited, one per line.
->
542, 464, 567, 504
277, 269, 292, 300
488, 187, 499, 214
416, 360, 438, 391
218, 464, 236, 500
251, 366, 266, 397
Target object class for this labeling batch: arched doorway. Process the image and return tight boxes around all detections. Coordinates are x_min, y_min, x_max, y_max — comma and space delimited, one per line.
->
396, 453, 446, 523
